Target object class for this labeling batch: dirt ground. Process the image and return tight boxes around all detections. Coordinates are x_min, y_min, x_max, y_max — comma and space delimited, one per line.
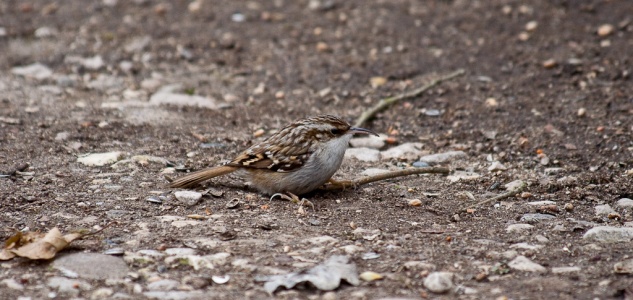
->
1, 0, 633, 299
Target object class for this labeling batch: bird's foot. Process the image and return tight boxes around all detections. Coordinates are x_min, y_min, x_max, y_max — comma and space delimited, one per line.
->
270, 192, 314, 214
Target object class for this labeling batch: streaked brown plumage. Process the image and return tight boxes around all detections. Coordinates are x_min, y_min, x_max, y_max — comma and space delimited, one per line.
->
169, 115, 377, 195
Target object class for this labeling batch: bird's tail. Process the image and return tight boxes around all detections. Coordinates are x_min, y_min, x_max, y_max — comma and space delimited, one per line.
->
169, 165, 237, 188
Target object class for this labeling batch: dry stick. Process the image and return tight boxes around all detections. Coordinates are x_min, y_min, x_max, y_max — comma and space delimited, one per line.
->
354, 69, 466, 128
467, 182, 528, 210
323, 167, 450, 191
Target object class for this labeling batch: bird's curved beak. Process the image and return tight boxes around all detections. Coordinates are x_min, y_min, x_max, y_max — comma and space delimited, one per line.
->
349, 127, 379, 137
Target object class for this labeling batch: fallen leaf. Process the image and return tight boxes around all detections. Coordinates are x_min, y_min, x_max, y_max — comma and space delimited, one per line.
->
261, 255, 359, 294
1, 228, 87, 260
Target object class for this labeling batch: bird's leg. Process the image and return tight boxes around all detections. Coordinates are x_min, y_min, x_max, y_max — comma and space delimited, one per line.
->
270, 192, 315, 212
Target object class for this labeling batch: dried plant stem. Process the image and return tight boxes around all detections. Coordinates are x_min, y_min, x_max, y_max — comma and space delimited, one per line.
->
323, 167, 450, 191
354, 69, 465, 127
468, 182, 528, 210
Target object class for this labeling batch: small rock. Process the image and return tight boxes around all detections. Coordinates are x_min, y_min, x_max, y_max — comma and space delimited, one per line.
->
164, 248, 197, 256
583, 226, 633, 243
47, 277, 92, 297
380, 143, 424, 161
91, 288, 114, 299
508, 256, 546, 273
369, 76, 387, 88
597, 24, 614, 36
506, 224, 534, 233
616, 198, 633, 208
150, 92, 218, 110
595, 204, 616, 216
542, 59, 557, 69
551, 266, 581, 274
212, 275, 230, 284
408, 199, 422, 207
525, 20, 538, 31
53, 253, 129, 280
11, 63, 53, 80
544, 168, 563, 175
424, 272, 454, 293
77, 152, 124, 166
577, 108, 586, 117
419, 151, 467, 163
143, 291, 205, 300
147, 279, 179, 291
344, 148, 381, 162
34, 26, 58, 38
350, 135, 386, 149
504, 180, 525, 191
174, 191, 202, 206
125, 36, 152, 53
520, 213, 555, 223
55, 132, 70, 141
1, 278, 24, 290
488, 161, 507, 172
360, 168, 390, 176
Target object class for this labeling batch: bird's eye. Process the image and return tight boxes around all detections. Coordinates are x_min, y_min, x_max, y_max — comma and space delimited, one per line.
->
330, 128, 343, 135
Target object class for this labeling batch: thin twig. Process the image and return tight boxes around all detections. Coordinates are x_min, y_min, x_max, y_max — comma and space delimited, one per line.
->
467, 182, 528, 210
322, 167, 450, 191
354, 69, 465, 127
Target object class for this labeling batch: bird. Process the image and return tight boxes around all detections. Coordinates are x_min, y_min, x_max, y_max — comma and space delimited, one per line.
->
169, 115, 378, 198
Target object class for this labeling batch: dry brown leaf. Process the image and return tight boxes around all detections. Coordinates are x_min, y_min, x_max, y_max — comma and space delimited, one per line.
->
1, 228, 88, 260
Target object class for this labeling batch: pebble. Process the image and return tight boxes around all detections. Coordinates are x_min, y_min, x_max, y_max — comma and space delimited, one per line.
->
11, 63, 53, 80
597, 24, 614, 36
616, 198, 633, 208
1, 278, 24, 290
350, 135, 386, 149
125, 36, 152, 53
447, 171, 481, 183
212, 275, 230, 284
91, 288, 114, 299
506, 224, 534, 233
577, 107, 586, 117
488, 161, 507, 172
174, 191, 202, 206
34, 26, 58, 38
165, 248, 197, 256
520, 213, 555, 223
147, 279, 179, 291
583, 226, 633, 243
360, 168, 390, 176
413, 161, 430, 168
419, 151, 467, 163
542, 59, 557, 69
408, 199, 422, 206
595, 204, 616, 216
504, 180, 525, 191
150, 91, 218, 110
551, 266, 581, 274
55, 131, 70, 141
344, 148, 381, 162
508, 256, 546, 273
380, 143, 424, 161
47, 277, 92, 297
361, 252, 381, 260
52, 253, 130, 280
424, 272, 454, 293
65, 55, 105, 70
614, 259, 633, 274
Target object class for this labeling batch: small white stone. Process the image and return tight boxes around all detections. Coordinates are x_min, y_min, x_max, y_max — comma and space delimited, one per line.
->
424, 272, 454, 293
344, 148, 381, 162
583, 226, 633, 243
11, 63, 53, 80
350, 135, 386, 149
174, 191, 202, 206
488, 161, 507, 172
504, 180, 525, 191
77, 152, 124, 166
360, 168, 390, 176
526, 201, 556, 206
508, 256, 546, 273
380, 142, 424, 160
419, 151, 467, 163
551, 266, 581, 274
506, 224, 534, 233
616, 198, 633, 208
595, 204, 616, 216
